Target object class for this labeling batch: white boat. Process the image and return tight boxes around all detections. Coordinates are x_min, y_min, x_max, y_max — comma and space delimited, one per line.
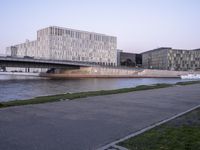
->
181, 74, 200, 80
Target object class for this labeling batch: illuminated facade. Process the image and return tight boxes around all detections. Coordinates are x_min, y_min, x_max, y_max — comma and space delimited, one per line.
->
6, 26, 117, 66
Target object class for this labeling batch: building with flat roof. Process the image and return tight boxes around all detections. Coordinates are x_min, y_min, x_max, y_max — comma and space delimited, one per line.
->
6, 26, 117, 66
142, 47, 200, 71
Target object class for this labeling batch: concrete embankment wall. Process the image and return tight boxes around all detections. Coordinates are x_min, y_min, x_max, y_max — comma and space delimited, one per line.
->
137, 69, 193, 77
0, 72, 40, 77
41, 66, 200, 78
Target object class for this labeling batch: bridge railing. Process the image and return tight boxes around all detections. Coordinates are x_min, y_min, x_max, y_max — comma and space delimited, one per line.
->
0, 55, 143, 70
0, 55, 100, 66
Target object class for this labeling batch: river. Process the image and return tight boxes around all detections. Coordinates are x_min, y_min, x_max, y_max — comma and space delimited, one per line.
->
0, 74, 186, 102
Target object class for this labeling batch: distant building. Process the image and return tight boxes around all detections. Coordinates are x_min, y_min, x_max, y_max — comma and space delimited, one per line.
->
118, 51, 142, 67
6, 26, 117, 66
142, 47, 200, 71
117, 49, 123, 66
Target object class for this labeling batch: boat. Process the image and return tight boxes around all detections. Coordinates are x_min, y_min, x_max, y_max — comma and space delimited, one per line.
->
181, 74, 200, 80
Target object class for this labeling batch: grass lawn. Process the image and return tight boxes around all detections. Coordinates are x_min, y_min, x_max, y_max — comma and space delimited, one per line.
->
118, 107, 200, 150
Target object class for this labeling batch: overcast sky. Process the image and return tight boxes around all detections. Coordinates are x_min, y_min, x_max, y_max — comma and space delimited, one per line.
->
0, 0, 200, 54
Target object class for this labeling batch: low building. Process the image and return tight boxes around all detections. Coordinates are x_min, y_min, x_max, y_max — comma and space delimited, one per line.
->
142, 47, 200, 71
6, 26, 117, 66
118, 51, 142, 67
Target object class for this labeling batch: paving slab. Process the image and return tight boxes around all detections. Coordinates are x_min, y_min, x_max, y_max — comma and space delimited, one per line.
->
0, 84, 200, 150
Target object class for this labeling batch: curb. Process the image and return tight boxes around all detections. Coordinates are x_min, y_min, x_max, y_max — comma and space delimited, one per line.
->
97, 104, 200, 150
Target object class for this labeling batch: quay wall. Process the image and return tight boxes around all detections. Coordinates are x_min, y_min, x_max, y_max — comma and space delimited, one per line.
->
41, 66, 200, 78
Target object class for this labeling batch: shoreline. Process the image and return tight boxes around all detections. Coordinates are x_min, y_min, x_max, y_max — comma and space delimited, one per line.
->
40, 73, 181, 78
0, 71, 181, 78
0, 80, 200, 109
0, 71, 40, 77
1, 67, 200, 79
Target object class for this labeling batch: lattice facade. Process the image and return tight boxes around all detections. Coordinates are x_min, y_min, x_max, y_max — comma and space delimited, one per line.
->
6, 26, 117, 66
142, 48, 200, 71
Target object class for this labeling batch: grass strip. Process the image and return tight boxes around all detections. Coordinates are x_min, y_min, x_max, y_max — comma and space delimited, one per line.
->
0, 83, 171, 108
176, 80, 200, 85
118, 107, 200, 150
0, 80, 199, 108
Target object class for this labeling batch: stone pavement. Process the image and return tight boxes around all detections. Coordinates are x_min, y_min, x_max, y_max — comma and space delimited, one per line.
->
0, 84, 200, 150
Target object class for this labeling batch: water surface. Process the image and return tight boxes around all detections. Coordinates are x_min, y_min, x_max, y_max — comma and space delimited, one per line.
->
0, 75, 186, 102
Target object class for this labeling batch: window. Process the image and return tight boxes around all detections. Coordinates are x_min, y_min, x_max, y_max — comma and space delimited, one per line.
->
50, 27, 53, 35
71, 31, 74, 38
55, 28, 58, 35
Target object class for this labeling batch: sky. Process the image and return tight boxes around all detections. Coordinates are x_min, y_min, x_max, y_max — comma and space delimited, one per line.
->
0, 0, 200, 54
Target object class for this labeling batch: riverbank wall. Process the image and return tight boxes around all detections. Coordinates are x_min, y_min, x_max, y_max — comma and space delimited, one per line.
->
0, 72, 40, 77
40, 66, 200, 78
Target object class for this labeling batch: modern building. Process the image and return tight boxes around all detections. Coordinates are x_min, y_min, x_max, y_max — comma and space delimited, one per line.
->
142, 47, 200, 71
118, 51, 142, 67
6, 26, 117, 66
117, 49, 123, 66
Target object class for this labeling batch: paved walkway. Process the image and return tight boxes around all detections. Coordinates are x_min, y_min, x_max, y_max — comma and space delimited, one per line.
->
0, 84, 200, 150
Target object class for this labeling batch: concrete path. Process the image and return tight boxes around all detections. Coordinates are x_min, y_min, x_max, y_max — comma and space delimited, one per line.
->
0, 84, 200, 150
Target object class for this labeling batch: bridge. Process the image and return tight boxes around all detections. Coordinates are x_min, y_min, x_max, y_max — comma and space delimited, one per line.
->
0, 56, 98, 69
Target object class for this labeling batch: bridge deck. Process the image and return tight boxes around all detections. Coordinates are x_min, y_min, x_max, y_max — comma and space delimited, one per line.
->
0, 56, 96, 68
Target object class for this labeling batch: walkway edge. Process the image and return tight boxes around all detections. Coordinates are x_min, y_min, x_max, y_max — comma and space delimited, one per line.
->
97, 104, 200, 150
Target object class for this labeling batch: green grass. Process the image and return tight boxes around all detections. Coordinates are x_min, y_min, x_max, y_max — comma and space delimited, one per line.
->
0, 80, 199, 109
118, 107, 200, 150
175, 80, 200, 85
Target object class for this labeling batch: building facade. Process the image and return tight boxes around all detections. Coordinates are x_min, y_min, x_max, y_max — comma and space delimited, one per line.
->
117, 49, 123, 66
117, 51, 142, 67
142, 47, 200, 71
6, 26, 117, 66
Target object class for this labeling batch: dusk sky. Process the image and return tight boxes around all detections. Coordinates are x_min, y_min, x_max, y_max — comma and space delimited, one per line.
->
0, 0, 200, 54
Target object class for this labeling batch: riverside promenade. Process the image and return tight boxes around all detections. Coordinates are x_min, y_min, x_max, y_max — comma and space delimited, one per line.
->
0, 84, 200, 150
